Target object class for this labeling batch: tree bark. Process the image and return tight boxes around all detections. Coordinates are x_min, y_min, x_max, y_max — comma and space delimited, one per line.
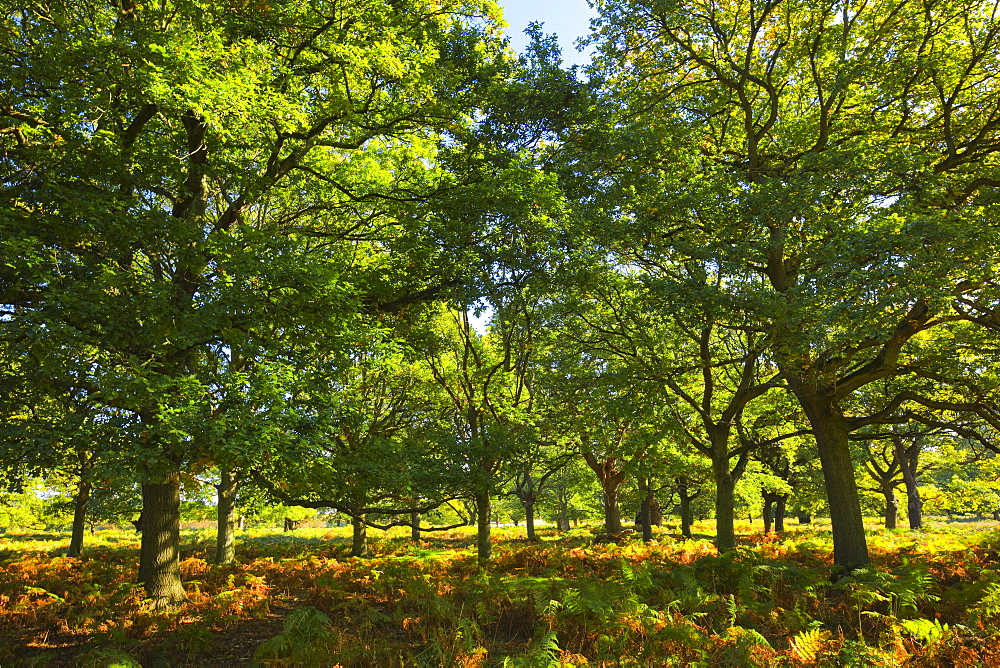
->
581, 450, 627, 534
464, 498, 478, 527
138, 480, 187, 609
649, 496, 663, 526
894, 437, 923, 529
882, 484, 898, 530
351, 514, 367, 557
774, 494, 787, 532
410, 510, 420, 542
214, 468, 237, 565
67, 479, 92, 558
603, 488, 622, 534
762, 491, 789, 534
714, 469, 737, 551
557, 493, 570, 532
524, 495, 537, 542
638, 475, 654, 543
475, 490, 491, 565
677, 477, 698, 539
802, 398, 870, 570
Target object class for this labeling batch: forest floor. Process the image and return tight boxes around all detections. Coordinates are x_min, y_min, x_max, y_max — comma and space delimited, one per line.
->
2, 518, 1000, 666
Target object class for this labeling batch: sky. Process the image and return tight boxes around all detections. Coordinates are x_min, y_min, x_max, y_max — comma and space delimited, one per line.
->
497, 0, 597, 67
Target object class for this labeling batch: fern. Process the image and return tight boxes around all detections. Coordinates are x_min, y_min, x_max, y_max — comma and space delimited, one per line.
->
501, 631, 562, 668
789, 627, 828, 662
252, 607, 333, 667
75, 648, 142, 668
970, 582, 1000, 625
722, 626, 773, 667
899, 618, 950, 646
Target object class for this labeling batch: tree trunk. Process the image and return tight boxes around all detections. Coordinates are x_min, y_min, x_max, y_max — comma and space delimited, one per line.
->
475, 490, 491, 565
638, 475, 653, 543
410, 511, 420, 542
138, 480, 187, 609
581, 450, 627, 534
882, 484, 898, 530
677, 477, 698, 539
714, 469, 737, 551
774, 495, 787, 532
351, 514, 367, 557
650, 497, 663, 526
557, 494, 570, 532
524, 495, 537, 542
800, 397, 871, 570
67, 479, 92, 558
602, 487, 622, 534
762, 496, 774, 534
894, 438, 923, 530
466, 499, 478, 527
214, 468, 238, 565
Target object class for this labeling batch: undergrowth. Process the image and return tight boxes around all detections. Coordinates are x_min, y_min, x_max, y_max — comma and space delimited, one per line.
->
3, 521, 1000, 665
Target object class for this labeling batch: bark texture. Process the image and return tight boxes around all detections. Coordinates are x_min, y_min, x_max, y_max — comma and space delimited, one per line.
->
138, 480, 187, 609
67, 480, 92, 558
214, 468, 238, 565
351, 514, 368, 557
410, 511, 420, 542
806, 402, 870, 569
475, 490, 491, 565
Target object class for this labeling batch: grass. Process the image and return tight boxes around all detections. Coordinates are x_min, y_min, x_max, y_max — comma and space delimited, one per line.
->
2, 518, 1000, 666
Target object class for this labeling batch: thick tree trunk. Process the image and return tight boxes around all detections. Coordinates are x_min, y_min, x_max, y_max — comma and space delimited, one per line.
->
524, 496, 537, 542
351, 514, 367, 557
774, 495, 787, 532
138, 480, 187, 609
679, 496, 694, 539
410, 511, 420, 542
714, 469, 737, 551
602, 487, 622, 534
882, 485, 898, 530
475, 490, 491, 565
214, 468, 238, 565
804, 400, 870, 570
762, 491, 788, 534
581, 450, 627, 534
762, 496, 774, 534
67, 479, 92, 558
